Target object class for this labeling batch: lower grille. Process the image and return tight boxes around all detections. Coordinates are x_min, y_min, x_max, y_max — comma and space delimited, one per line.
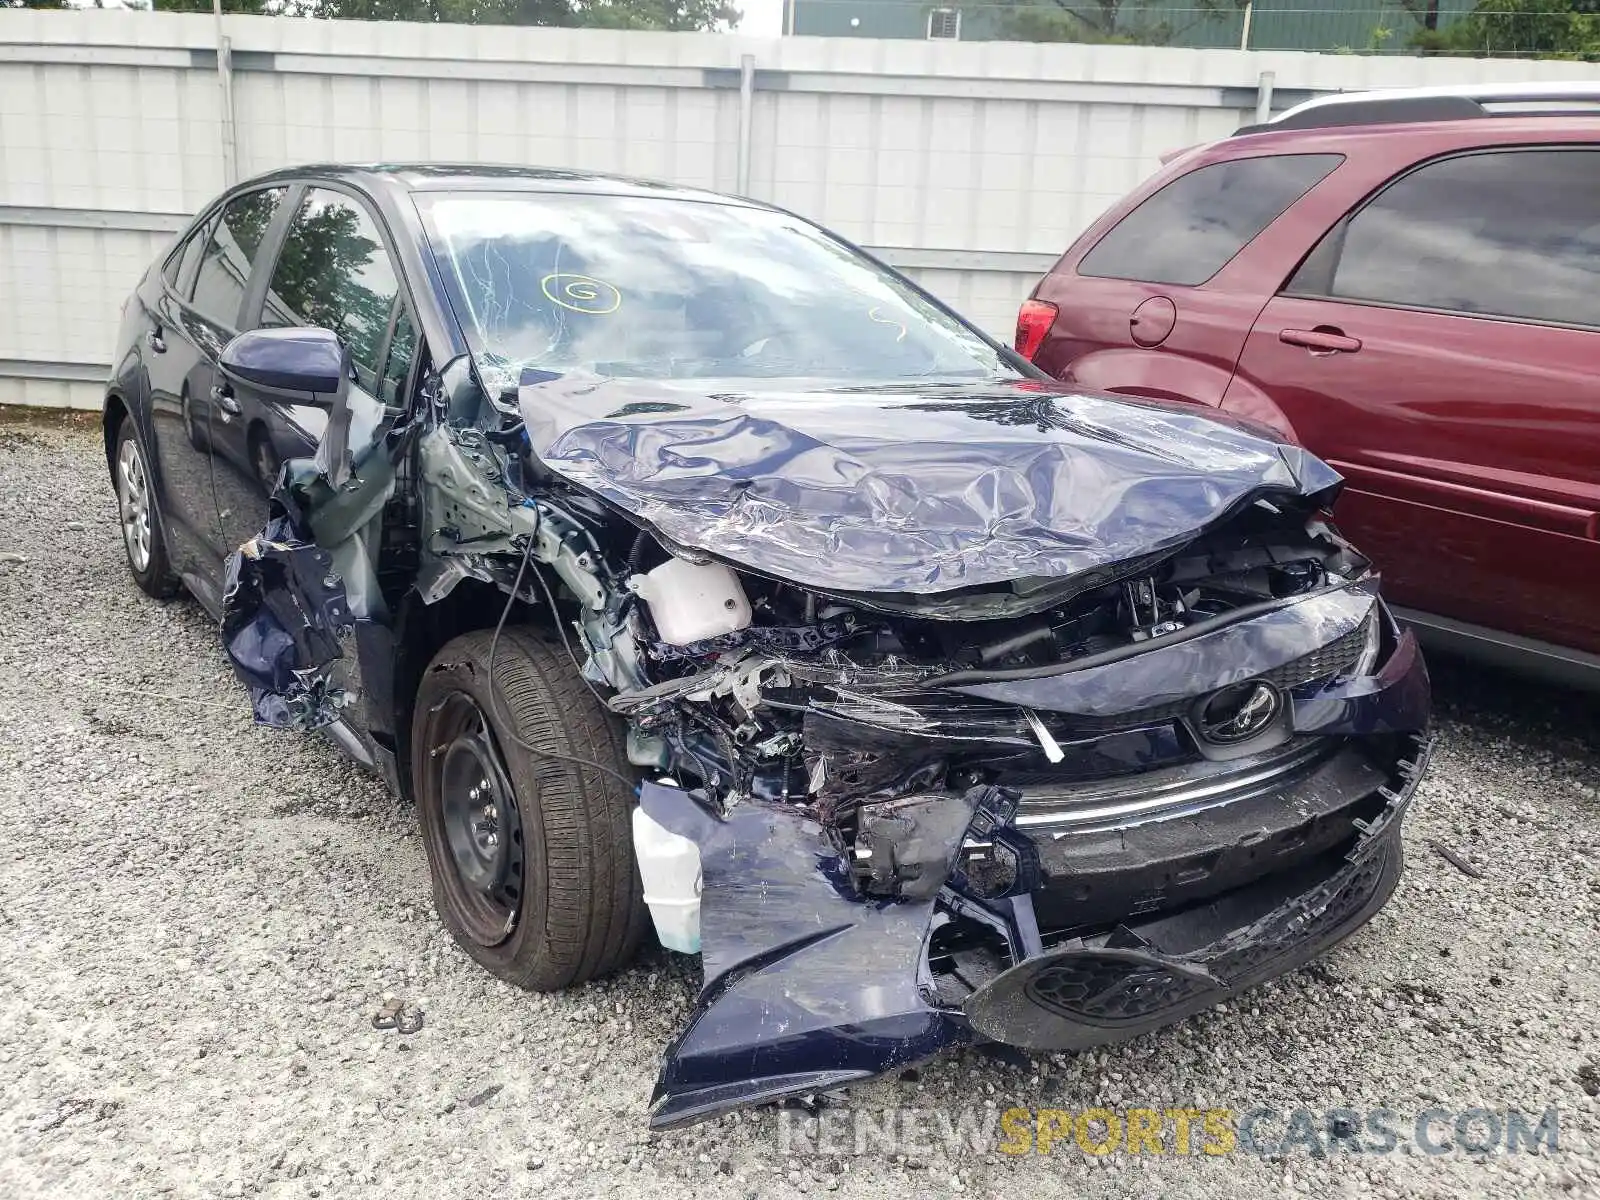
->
1025, 954, 1211, 1023
1021, 841, 1391, 1025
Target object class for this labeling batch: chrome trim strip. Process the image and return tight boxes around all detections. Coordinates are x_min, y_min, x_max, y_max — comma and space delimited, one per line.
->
1014, 740, 1334, 835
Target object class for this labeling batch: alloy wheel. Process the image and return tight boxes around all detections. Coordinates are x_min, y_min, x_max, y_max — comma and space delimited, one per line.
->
116, 436, 152, 573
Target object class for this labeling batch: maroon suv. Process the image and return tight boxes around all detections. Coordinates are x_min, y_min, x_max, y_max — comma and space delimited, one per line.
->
1019, 85, 1600, 687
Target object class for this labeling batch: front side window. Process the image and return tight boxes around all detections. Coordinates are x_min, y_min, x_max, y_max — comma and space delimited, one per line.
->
416, 191, 1010, 387
1289, 149, 1600, 329
261, 188, 405, 394
1079, 154, 1343, 287
190, 187, 286, 327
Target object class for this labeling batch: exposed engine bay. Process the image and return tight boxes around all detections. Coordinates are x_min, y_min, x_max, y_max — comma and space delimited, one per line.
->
222, 365, 1432, 1130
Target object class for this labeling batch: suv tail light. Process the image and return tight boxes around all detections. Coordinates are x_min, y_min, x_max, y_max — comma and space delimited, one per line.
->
1014, 300, 1058, 362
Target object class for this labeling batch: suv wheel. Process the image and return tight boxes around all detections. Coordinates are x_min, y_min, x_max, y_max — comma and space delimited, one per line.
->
412, 627, 646, 990
114, 419, 180, 599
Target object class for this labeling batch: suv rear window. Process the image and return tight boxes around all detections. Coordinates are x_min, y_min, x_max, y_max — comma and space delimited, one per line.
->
1079, 154, 1343, 287
1288, 148, 1600, 329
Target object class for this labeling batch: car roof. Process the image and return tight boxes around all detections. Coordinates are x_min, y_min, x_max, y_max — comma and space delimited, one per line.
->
1273, 82, 1600, 126
233, 163, 765, 210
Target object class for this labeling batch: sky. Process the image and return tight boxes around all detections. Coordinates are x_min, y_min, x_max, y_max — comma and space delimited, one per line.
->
736, 0, 786, 37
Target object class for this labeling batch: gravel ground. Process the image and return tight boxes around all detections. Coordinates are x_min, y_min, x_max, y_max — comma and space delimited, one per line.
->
1, 407, 1598, 1200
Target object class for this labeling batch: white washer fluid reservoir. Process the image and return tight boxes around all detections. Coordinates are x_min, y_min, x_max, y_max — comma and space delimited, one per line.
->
628, 557, 752, 646
632, 804, 701, 954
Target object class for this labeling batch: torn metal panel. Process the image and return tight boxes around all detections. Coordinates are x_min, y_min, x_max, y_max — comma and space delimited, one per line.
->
639, 781, 979, 1130
220, 391, 408, 736
516, 375, 1344, 599
221, 509, 358, 731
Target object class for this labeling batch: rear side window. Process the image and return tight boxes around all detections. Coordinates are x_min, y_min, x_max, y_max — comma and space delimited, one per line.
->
260, 188, 405, 394
190, 187, 287, 327
1288, 148, 1600, 329
162, 219, 210, 298
1079, 154, 1343, 286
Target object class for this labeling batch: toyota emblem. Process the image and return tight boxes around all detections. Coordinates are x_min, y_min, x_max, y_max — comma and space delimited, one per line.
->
1197, 681, 1282, 744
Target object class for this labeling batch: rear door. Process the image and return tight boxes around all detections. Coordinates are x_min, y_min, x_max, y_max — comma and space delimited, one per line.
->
139, 212, 220, 578
212, 184, 420, 553
1224, 146, 1600, 653
142, 186, 289, 599
1031, 152, 1343, 404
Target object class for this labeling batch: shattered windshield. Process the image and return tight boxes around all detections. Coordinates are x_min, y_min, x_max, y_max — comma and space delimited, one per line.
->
415, 190, 1012, 388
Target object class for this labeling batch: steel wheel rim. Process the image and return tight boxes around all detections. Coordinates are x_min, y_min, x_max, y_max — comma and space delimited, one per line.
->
431, 692, 526, 946
117, 436, 152, 572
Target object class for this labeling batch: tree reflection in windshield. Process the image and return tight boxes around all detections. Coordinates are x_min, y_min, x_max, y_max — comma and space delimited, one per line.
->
417, 192, 1012, 385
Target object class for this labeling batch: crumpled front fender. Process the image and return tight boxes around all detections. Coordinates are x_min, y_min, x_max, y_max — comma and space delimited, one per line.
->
222, 504, 359, 731
639, 783, 977, 1130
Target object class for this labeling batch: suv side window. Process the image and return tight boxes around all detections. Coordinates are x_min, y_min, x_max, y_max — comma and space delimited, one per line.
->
190, 187, 287, 327
260, 188, 408, 396
1079, 154, 1343, 287
1288, 148, 1600, 329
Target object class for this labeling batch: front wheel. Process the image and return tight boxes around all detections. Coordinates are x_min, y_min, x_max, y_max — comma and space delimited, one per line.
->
411, 627, 646, 991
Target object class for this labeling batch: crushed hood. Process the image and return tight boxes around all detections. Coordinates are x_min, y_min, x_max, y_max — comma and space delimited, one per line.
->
517, 374, 1341, 595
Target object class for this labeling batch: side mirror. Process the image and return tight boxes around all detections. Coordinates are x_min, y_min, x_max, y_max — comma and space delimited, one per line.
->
220, 326, 347, 394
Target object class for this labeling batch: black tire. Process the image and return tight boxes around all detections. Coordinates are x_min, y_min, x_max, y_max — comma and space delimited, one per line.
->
411, 627, 646, 991
112, 418, 181, 600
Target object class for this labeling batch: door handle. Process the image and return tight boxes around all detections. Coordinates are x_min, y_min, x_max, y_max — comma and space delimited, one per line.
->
210, 382, 241, 417
1279, 327, 1362, 354
145, 329, 167, 354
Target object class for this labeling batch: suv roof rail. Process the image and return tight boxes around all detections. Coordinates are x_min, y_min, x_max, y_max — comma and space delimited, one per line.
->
1235, 83, 1600, 135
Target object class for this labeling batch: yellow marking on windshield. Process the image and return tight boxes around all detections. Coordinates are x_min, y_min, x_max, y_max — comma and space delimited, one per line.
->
868, 306, 908, 342
542, 273, 623, 315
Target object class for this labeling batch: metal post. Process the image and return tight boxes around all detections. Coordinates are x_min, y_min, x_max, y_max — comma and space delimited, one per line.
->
214, 0, 238, 185
1255, 70, 1276, 124
736, 53, 755, 197
1239, 1, 1254, 51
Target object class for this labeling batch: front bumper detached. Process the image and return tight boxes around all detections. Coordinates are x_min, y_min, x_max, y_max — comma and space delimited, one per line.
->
642, 628, 1430, 1130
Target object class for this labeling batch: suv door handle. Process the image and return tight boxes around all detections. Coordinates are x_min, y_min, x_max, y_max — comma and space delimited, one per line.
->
210, 382, 241, 417
1279, 327, 1362, 354
145, 329, 167, 354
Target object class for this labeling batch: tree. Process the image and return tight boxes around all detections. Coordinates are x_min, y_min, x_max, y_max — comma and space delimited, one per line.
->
151, 0, 738, 29
154, 0, 283, 12
994, 0, 1248, 47
1410, 0, 1600, 58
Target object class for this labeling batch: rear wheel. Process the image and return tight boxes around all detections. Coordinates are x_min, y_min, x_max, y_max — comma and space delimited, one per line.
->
113, 419, 180, 599
411, 627, 646, 990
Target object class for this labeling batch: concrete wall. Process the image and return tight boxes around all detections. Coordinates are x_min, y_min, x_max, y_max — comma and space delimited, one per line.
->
2, 9, 1595, 409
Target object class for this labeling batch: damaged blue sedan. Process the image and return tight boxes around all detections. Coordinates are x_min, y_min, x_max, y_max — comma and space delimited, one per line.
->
103, 165, 1431, 1129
